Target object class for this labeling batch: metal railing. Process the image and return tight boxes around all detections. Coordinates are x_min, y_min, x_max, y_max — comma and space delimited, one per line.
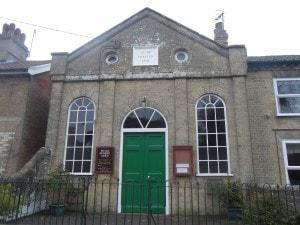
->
0, 176, 299, 225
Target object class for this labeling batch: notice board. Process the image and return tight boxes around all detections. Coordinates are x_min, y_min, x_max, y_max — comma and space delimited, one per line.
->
95, 146, 114, 174
173, 146, 193, 177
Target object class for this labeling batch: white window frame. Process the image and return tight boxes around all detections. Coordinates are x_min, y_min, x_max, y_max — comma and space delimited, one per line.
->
195, 94, 232, 177
282, 139, 300, 185
63, 97, 95, 175
273, 78, 300, 116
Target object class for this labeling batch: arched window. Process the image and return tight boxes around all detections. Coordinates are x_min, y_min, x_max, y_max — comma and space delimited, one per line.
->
64, 97, 95, 174
123, 107, 166, 129
196, 94, 229, 175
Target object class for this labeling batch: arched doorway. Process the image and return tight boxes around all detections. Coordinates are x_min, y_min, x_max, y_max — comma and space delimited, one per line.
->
118, 107, 168, 214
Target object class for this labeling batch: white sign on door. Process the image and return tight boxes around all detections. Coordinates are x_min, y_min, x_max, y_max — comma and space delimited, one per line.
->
132, 46, 158, 66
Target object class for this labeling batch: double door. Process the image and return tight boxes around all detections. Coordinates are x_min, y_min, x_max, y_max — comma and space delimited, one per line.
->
122, 132, 165, 213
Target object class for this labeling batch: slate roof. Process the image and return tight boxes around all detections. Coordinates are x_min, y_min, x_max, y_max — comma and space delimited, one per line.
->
0, 60, 50, 72
248, 55, 300, 63
247, 55, 300, 71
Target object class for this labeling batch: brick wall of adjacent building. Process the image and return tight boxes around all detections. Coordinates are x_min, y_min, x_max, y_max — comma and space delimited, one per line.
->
16, 72, 51, 173
0, 72, 51, 175
0, 76, 29, 174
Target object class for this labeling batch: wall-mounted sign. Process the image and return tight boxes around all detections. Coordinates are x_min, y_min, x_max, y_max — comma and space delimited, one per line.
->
132, 46, 158, 66
95, 146, 114, 174
173, 146, 193, 177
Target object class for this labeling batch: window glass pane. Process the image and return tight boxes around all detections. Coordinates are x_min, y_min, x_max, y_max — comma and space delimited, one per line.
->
85, 122, 94, 135
277, 80, 300, 94
75, 98, 83, 106
66, 148, 74, 160
86, 111, 94, 122
123, 112, 141, 128
65, 161, 73, 172
286, 143, 300, 166
201, 96, 209, 104
199, 161, 208, 173
215, 100, 224, 107
82, 161, 91, 173
83, 98, 91, 106
208, 134, 216, 146
199, 148, 207, 160
209, 161, 218, 173
197, 100, 206, 108
77, 123, 84, 134
74, 161, 82, 173
288, 170, 300, 185
218, 147, 227, 160
147, 112, 166, 128
67, 135, 75, 147
198, 135, 207, 146
197, 121, 206, 133
74, 148, 83, 160
68, 123, 76, 134
279, 97, 300, 114
216, 108, 225, 120
87, 103, 94, 110
206, 108, 215, 120
84, 148, 92, 160
135, 108, 154, 128
85, 135, 93, 146
69, 111, 77, 122
207, 121, 216, 133
78, 111, 86, 122
219, 161, 228, 173
217, 121, 225, 133
210, 95, 218, 104
197, 109, 206, 120
208, 147, 217, 160
71, 103, 79, 110
75, 135, 84, 146
218, 134, 226, 146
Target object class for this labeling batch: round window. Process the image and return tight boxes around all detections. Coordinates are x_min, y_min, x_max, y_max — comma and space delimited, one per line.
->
175, 50, 188, 63
105, 53, 118, 65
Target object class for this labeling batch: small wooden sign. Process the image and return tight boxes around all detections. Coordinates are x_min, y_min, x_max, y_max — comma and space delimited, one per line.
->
173, 146, 193, 177
95, 146, 114, 174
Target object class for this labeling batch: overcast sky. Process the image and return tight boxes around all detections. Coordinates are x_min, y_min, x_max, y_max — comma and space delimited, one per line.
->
1, 0, 299, 60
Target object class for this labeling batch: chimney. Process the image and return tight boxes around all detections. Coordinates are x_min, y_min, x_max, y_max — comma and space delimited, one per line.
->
214, 21, 228, 46
0, 23, 29, 62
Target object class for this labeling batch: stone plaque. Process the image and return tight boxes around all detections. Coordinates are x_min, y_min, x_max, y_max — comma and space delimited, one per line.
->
95, 146, 114, 174
132, 46, 158, 66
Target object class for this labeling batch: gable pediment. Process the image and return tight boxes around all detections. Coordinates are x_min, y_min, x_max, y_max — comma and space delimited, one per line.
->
69, 8, 227, 62
63, 8, 232, 77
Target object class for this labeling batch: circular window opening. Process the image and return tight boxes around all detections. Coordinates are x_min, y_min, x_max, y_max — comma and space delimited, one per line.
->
175, 50, 188, 63
105, 53, 118, 65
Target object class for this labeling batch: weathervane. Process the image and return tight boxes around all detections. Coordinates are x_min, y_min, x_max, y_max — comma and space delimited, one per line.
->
215, 10, 224, 24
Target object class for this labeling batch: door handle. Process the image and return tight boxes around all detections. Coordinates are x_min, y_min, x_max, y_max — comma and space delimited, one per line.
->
147, 176, 151, 179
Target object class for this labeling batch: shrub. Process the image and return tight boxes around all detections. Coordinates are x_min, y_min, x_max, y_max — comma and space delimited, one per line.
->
0, 183, 19, 216
243, 195, 296, 225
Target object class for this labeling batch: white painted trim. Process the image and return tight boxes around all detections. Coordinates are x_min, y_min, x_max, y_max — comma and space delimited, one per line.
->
282, 139, 300, 185
118, 107, 169, 215
28, 63, 51, 75
196, 173, 233, 177
63, 97, 96, 174
194, 94, 231, 175
273, 78, 300, 116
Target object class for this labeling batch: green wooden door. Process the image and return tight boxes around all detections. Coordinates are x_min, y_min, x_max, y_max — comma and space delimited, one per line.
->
122, 132, 165, 213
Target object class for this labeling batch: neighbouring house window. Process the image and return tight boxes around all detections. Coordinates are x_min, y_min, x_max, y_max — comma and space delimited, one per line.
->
196, 94, 229, 175
64, 97, 95, 174
274, 78, 300, 115
282, 140, 300, 185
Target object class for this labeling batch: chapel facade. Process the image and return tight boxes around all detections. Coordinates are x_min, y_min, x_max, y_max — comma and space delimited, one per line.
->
45, 7, 300, 193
